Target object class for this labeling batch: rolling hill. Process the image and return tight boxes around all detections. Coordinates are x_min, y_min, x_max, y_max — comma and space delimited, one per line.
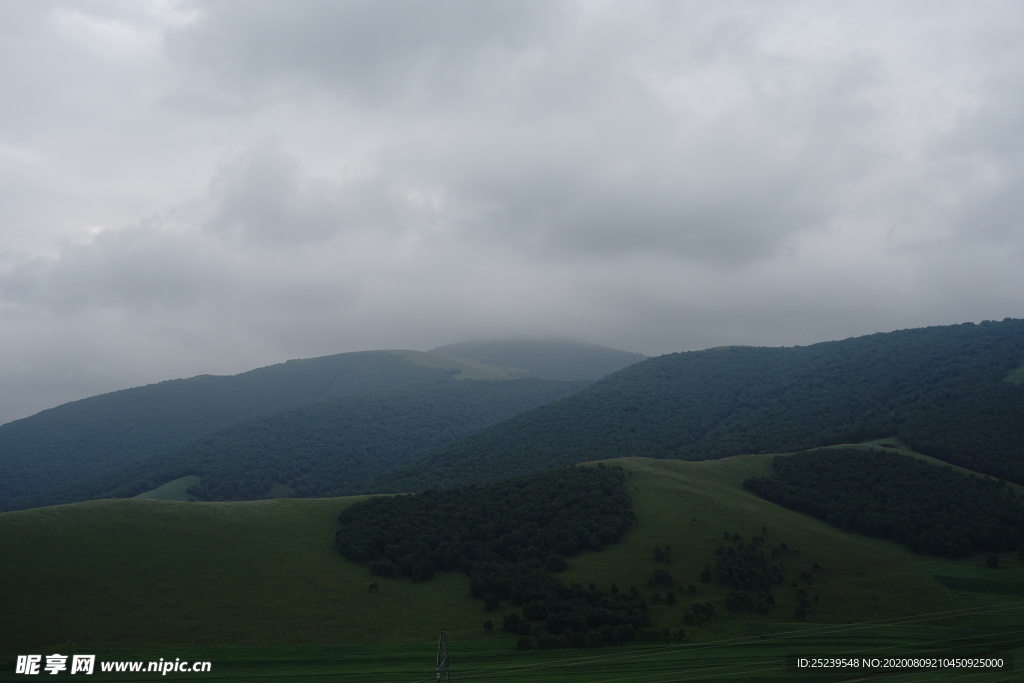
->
0, 350, 472, 510
5, 321, 1022, 515
2, 450, 1021, 681
370, 319, 1024, 493
1, 339, 643, 511
21, 377, 583, 509
4, 322, 1023, 680
429, 338, 647, 380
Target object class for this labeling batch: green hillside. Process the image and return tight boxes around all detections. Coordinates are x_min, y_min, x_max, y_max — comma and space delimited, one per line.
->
373, 319, 1024, 492
1, 346, 593, 512
27, 377, 583, 508
3, 453, 1021, 681
429, 338, 647, 380
132, 475, 201, 501
0, 350, 473, 511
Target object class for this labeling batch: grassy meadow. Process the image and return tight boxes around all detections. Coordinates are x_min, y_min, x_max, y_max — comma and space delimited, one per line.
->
131, 475, 202, 501
2, 450, 1022, 681
388, 349, 511, 380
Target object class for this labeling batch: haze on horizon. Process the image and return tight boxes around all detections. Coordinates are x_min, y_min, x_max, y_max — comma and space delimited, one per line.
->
1, 0, 1022, 425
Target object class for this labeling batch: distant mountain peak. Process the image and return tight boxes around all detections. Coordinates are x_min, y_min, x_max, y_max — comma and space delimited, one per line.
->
428, 338, 647, 381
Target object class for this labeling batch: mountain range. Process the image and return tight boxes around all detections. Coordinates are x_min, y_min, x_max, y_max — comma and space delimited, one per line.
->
3, 320, 1024, 676
373, 319, 1024, 492
2, 320, 1022, 513
0, 340, 642, 511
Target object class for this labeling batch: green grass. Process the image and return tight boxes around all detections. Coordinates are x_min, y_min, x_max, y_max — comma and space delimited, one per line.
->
3, 453, 1023, 681
387, 349, 511, 380
132, 475, 201, 501
0, 496, 486, 653
934, 574, 1024, 597
563, 457, 953, 633
1003, 361, 1024, 385
2, 629, 1020, 682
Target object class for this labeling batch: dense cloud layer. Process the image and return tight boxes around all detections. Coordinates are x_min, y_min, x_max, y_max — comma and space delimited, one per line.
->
1, 1, 1022, 424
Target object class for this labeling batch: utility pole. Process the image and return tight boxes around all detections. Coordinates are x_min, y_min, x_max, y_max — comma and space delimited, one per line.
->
435, 630, 450, 682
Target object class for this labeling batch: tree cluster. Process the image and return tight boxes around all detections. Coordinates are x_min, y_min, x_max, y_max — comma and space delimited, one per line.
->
744, 449, 1024, 557
336, 465, 645, 647
715, 538, 784, 614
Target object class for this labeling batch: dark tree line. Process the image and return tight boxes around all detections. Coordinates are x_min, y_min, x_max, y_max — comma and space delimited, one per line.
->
744, 449, 1024, 557
336, 465, 648, 646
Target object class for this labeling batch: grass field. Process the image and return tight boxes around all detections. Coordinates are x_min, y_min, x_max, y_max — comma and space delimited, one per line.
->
132, 475, 202, 501
2, 452, 1023, 681
1003, 361, 1024, 385
387, 349, 511, 380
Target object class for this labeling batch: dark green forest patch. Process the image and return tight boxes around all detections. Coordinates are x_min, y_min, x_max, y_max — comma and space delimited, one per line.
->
743, 448, 1024, 558
336, 465, 650, 648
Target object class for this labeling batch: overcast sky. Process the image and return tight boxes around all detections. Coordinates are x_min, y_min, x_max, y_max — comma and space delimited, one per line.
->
1, 1, 1022, 424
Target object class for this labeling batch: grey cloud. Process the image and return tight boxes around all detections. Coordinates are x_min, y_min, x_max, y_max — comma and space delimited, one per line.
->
203, 142, 345, 245
165, 1, 901, 267
1, 1, 1023, 425
200, 141, 453, 251
456, 164, 822, 266
168, 0, 561, 107
397, 79, 889, 266
1, 225, 226, 314
937, 81, 1024, 251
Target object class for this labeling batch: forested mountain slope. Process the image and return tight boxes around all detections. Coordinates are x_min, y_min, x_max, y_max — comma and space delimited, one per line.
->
17, 378, 583, 509
371, 319, 1024, 492
429, 338, 647, 380
0, 350, 493, 511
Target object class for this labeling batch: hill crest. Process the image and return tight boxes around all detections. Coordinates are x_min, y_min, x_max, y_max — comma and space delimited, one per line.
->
429, 338, 647, 381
